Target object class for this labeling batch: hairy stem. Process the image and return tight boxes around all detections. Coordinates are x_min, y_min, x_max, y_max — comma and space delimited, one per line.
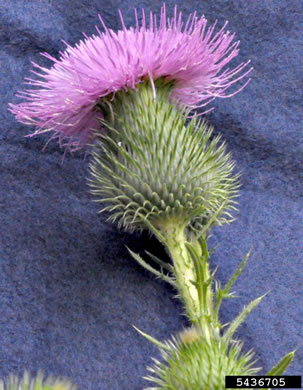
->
154, 221, 219, 343
158, 221, 199, 322
190, 235, 217, 332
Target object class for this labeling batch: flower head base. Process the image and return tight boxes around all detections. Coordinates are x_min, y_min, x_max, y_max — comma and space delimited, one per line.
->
9, 5, 252, 152
89, 79, 239, 235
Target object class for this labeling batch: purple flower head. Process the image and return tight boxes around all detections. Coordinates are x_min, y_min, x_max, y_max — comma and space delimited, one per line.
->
9, 4, 252, 152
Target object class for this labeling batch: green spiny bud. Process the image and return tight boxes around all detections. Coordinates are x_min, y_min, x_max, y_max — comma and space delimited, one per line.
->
89, 79, 240, 235
0, 371, 76, 390
144, 328, 260, 390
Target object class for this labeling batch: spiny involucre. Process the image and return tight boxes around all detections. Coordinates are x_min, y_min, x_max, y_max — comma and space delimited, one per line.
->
89, 79, 240, 234
9, 4, 252, 152
144, 327, 259, 390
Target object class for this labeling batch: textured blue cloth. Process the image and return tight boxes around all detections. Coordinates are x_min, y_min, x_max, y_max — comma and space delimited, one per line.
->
1, 1, 302, 389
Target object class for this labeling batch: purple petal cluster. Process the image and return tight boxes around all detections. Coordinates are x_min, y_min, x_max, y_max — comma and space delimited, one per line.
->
9, 4, 252, 151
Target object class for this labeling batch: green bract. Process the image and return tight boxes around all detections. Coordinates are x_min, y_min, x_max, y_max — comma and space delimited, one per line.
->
89, 79, 240, 236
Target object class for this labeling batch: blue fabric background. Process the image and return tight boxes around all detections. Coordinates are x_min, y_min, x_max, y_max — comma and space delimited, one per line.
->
1, 0, 302, 389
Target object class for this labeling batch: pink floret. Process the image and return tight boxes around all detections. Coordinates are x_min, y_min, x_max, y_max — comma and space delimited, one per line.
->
9, 4, 252, 152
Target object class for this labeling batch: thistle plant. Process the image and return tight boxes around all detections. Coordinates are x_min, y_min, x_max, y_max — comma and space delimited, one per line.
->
8, 4, 296, 389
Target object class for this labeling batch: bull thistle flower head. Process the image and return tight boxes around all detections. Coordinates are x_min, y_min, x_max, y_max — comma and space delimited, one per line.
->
9, 4, 252, 152
9, 4, 252, 236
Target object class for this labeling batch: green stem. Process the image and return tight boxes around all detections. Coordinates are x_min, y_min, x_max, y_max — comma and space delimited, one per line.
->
161, 221, 199, 322
155, 220, 219, 343
191, 236, 215, 320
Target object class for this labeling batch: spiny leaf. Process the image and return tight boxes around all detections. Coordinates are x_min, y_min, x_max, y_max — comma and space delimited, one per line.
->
133, 325, 171, 351
223, 248, 252, 295
214, 249, 252, 323
145, 251, 173, 272
223, 291, 269, 345
266, 349, 297, 376
127, 247, 176, 287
